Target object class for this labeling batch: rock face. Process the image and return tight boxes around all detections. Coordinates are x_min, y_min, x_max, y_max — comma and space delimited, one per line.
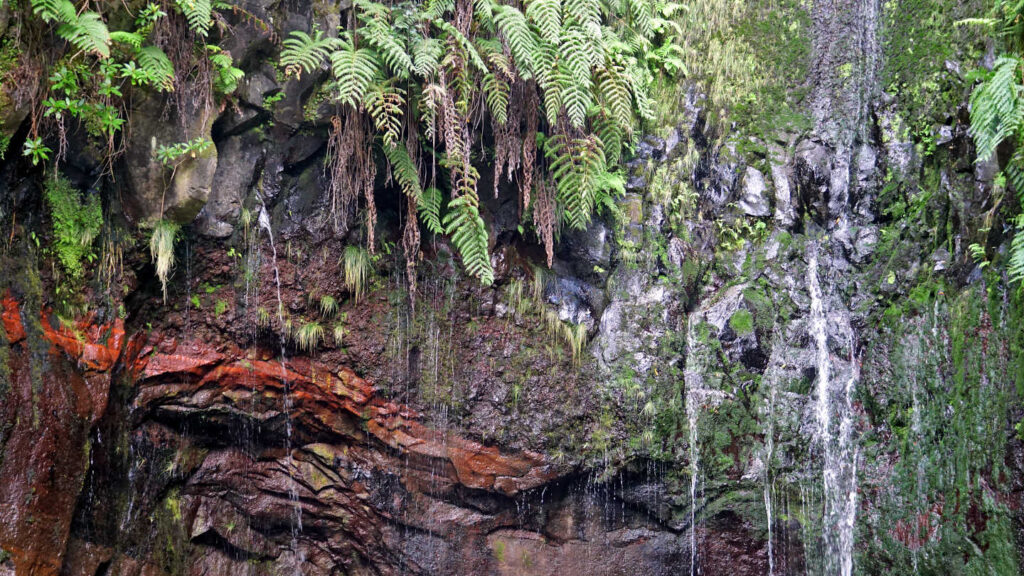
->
1, 0, 1023, 575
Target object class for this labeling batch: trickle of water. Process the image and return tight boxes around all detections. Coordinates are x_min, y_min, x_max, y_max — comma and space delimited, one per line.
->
258, 205, 305, 566
763, 366, 777, 576
684, 318, 705, 576
806, 246, 858, 576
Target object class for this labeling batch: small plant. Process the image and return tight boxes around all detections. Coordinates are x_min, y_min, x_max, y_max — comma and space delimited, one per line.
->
190, 294, 201, 309
154, 137, 213, 167
505, 278, 526, 314
256, 307, 271, 327
332, 321, 346, 347
318, 294, 338, 318
343, 245, 372, 301
295, 320, 324, 352
44, 175, 103, 282
149, 219, 180, 303
214, 300, 229, 316
564, 322, 588, 366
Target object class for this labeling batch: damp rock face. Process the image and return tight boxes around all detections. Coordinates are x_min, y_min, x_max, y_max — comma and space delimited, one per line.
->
1, 0, 1023, 574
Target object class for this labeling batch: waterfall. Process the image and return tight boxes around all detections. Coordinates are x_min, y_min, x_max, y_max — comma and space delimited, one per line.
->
807, 246, 859, 576
258, 205, 305, 566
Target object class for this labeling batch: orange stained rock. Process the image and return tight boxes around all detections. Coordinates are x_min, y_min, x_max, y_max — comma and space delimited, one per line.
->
2, 294, 125, 372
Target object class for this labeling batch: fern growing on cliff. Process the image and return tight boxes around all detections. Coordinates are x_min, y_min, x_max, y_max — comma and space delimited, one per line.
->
278, 0, 681, 284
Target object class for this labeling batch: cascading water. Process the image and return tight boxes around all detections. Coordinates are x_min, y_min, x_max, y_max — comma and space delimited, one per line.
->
258, 205, 305, 565
807, 245, 859, 576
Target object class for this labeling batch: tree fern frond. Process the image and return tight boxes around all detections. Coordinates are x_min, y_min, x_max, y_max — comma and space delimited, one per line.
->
597, 64, 633, 134
111, 31, 144, 48
545, 134, 607, 230
31, 0, 75, 24
411, 35, 443, 77
1008, 215, 1024, 283
437, 21, 488, 72
563, 0, 599, 29
363, 19, 413, 78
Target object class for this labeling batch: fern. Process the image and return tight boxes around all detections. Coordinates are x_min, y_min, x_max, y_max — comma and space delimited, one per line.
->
59, 11, 112, 58
418, 187, 444, 235
110, 31, 144, 49
362, 18, 413, 78
176, 0, 212, 36
546, 135, 607, 230
138, 46, 175, 91
526, 0, 562, 44
1008, 217, 1024, 283
281, 30, 335, 78
564, 0, 600, 29
31, 0, 76, 24
970, 56, 1024, 161
331, 34, 381, 107
444, 193, 494, 285
411, 35, 442, 77
366, 84, 405, 148
384, 142, 423, 201
482, 73, 510, 125
493, 5, 537, 76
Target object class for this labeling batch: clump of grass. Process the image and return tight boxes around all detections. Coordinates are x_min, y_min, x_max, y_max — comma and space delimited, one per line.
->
149, 219, 180, 303
319, 294, 338, 318
294, 320, 324, 352
504, 278, 526, 314
530, 265, 547, 305
256, 307, 271, 327
333, 322, 346, 346
563, 322, 588, 366
343, 245, 372, 302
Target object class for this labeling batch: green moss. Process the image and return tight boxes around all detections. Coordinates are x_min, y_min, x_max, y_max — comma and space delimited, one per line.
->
44, 176, 102, 283
728, 309, 754, 336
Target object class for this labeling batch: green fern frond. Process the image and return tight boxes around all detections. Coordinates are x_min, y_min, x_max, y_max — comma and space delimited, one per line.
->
110, 31, 144, 49
418, 187, 444, 235
493, 5, 537, 76
563, 0, 599, 28
545, 134, 607, 230
970, 56, 1024, 161
366, 83, 405, 148
176, 0, 212, 36
482, 73, 510, 125
331, 34, 381, 107
138, 45, 175, 91
281, 29, 335, 78
437, 21, 488, 72
443, 193, 494, 285
411, 35, 442, 77
1009, 216, 1024, 284
526, 0, 562, 44
384, 142, 423, 201
597, 64, 634, 134
58, 12, 112, 58
363, 19, 413, 78
31, 0, 76, 24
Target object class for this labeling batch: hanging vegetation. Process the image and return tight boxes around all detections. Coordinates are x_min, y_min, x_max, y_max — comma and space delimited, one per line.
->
280, 0, 683, 285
